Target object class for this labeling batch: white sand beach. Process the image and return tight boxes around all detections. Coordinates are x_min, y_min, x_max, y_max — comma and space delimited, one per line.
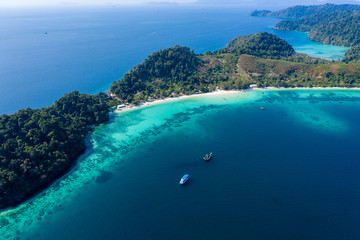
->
114, 89, 244, 114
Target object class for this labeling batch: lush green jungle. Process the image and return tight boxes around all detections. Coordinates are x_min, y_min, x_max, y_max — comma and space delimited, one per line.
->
0, 92, 113, 209
274, 11, 360, 47
254, 4, 360, 62
345, 45, 360, 62
2, 15, 360, 209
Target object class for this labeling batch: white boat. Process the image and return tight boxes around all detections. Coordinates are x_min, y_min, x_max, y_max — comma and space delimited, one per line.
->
179, 174, 189, 185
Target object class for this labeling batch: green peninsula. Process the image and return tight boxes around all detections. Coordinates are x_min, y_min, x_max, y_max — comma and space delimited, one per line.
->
110, 32, 360, 104
0, 92, 113, 209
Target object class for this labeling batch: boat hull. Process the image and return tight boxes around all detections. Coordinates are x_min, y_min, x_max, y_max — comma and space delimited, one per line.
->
203, 152, 213, 161
179, 174, 190, 185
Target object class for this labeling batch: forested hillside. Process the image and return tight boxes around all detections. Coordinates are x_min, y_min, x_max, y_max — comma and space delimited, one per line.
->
109, 46, 200, 104
224, 32, 295, 59
308, 14, 360, 47
274, 11, 354, 32
344, 45, 360, 62
0, 92, 110, 209
274, 11, 360, 47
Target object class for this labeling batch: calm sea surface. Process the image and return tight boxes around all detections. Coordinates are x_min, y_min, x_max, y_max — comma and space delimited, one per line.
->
1, 89, 360, 240
0, 6, 349, 114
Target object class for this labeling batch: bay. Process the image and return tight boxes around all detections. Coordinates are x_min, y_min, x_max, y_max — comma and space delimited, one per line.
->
2, 89, 360, 240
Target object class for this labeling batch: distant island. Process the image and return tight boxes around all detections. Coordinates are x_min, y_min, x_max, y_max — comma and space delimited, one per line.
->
2, 4, 360, 210
251, 3, 360, 19
252, 3, 360, 62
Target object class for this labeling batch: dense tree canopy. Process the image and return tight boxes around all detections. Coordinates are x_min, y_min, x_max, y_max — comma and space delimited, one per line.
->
308, 13, 360, 47
109, 46, 201, 103
0, 91, 110, 209
275, 11, 360, 47
344, 45, 360, 62
274, 11, 354, 32
225, 32, 295, 59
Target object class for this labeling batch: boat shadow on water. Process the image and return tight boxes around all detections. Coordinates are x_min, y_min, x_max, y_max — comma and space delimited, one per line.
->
179, 179, 191, 186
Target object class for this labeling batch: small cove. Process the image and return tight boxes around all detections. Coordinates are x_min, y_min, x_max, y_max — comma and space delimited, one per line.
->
272, 30, 350, 60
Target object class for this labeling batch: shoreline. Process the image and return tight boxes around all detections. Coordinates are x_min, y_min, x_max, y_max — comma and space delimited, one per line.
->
113, 87, 360, 114
2, 86, 360, 231
2, 87, 358, 214
113, 90, 243, 114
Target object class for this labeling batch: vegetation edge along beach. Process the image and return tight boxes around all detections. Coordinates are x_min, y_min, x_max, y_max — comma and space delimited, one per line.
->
2, 5, 360, 210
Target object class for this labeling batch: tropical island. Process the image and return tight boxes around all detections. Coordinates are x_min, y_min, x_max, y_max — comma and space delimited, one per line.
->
1, 4, 360, 210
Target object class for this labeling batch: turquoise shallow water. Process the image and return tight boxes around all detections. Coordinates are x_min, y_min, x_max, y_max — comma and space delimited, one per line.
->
2, 89, 360, 239
272, 30, 350, 60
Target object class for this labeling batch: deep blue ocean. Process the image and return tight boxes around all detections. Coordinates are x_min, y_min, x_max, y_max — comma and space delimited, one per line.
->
0, 6, 348, 114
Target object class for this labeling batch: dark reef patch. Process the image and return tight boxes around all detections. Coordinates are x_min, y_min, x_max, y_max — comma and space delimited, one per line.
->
95, 171, 114, 184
